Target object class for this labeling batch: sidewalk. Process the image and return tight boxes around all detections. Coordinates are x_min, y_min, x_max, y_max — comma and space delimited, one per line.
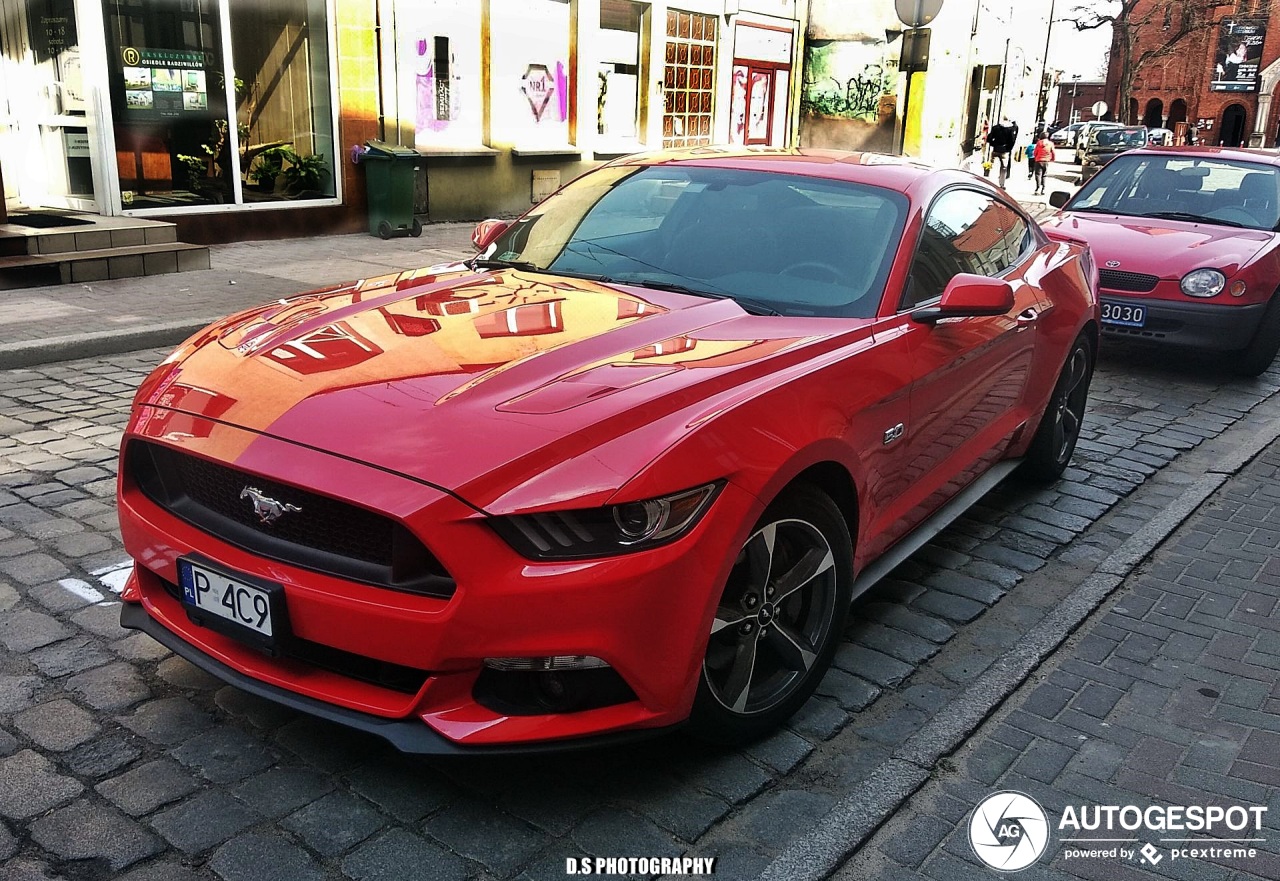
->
0, 223, 476, 369
0, 163, 1079, 371
831, 433, 1280, 880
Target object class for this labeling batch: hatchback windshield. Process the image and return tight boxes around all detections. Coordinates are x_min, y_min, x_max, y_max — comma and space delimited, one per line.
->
1068, 154, 1280, 230
479, 165, 908, 318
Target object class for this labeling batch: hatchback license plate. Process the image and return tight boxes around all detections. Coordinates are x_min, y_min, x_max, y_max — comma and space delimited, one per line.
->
179, 558, 277, 643
1101, 302, 1146, 327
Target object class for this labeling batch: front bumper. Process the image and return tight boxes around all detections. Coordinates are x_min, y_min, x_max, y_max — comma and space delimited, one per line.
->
120, 603, 679, 754
118, 410, 762, 749
1098, 294, 1266, 352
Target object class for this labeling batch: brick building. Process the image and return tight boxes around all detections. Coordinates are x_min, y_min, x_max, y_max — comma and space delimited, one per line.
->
1105, 1, 1280, 146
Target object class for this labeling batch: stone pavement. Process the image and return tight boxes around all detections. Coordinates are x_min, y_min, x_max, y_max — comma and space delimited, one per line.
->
834, 435, 1280, 881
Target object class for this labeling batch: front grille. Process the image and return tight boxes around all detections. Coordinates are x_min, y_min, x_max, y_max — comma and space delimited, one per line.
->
1098, 269, 1159, 292
129, 441, 454, 598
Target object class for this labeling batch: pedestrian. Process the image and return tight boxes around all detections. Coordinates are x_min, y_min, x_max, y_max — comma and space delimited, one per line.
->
1025, 141, 1036, 178
986, 118, 1016, 187
1033, 131, 1056, 195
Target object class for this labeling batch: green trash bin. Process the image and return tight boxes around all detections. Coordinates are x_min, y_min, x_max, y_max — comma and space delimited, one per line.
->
360, 140, 422, 239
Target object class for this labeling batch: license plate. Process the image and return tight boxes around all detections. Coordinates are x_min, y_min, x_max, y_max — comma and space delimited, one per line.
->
179, 558, 281, 648
1101, 302, 1146, 327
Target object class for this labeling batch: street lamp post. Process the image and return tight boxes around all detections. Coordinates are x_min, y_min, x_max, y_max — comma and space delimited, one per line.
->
1069, 74, 1081, 124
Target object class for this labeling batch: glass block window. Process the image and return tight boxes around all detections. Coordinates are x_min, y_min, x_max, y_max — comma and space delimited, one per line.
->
662, 9, 715, 148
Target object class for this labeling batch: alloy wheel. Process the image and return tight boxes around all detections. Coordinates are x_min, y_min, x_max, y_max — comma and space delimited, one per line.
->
703, 518, 838, 715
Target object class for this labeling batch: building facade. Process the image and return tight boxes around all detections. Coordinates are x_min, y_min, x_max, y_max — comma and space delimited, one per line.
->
1103, 1, 1280, 147
1, 0, 807, 240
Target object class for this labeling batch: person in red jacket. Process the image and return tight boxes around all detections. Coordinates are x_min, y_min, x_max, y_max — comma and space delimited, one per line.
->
1032, 133, 1056, 195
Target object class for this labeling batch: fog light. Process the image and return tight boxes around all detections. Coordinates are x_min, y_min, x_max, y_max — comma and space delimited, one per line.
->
1230, 280, 1247, 297
484, 655, 610, 671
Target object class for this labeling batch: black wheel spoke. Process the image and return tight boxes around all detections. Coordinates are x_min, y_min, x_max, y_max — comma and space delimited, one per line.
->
711, 606, 750, 635
765, 622, 817, 672
771, 547, 835, 603
721, 632, 760, 713
743, 524, 777, 594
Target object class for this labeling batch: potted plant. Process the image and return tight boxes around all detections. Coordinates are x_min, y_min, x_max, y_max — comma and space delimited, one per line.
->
281, 149, 328, 195
248, 147, 288, 192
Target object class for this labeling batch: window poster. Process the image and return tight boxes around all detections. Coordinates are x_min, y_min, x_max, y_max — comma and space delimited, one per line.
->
119, 47, 210, 118
395, 0, 482, 147
490, 0, 571, 147
1212, 18, 1268, 92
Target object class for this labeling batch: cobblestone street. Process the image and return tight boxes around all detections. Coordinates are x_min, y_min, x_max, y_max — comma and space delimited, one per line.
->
1, 339, 1279, 881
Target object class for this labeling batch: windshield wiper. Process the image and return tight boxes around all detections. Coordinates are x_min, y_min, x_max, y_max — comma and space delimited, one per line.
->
1140, 211, 1247, 228
622, 278, 782, 316
468, 257, 543, 272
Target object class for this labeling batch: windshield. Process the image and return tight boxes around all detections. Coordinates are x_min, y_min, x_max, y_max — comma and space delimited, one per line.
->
1093, 128, 1147, 148
1068, 154, 1280, 230
480, 165, 908, 318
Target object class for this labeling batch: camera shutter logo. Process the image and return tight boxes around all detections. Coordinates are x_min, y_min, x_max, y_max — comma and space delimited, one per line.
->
969, 791, 1050, 872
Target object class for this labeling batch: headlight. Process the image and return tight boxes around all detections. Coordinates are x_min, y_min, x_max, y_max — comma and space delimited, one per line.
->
1180, 268, 1226, 298
490, 483, 721, 560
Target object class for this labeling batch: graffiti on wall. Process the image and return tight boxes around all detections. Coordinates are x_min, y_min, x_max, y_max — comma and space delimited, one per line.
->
801, 41, 895, 123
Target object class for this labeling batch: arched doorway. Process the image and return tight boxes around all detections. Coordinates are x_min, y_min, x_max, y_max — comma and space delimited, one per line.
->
1220, 103, 1248, 146
1143, 98, 1164, 128
1168, 98, 1188, 128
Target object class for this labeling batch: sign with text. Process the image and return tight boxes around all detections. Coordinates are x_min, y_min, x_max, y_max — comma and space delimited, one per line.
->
121, 47, 210, 119
1211, 18, 1267, 92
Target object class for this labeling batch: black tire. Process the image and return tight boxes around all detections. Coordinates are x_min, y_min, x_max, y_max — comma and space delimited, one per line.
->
1233, 296, 1280, 377
410, 218, 423, 237
1020, 332, 1094, 482
377, 220, 393, 240
689, 484, 853, 744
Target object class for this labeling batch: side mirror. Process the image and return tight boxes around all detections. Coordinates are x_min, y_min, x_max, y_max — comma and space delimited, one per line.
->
1048, 191, 1071, 209
471, 218, 511, 251
912, 273, 1015, 324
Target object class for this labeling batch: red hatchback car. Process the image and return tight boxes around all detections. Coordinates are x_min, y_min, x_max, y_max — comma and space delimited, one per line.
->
118, 149, 1099, 751
1045, 146, 1280, 375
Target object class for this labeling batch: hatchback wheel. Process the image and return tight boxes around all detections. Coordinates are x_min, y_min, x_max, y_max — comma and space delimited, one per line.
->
1234, 296, 1280, 377
689, 485, 852, 743
1021, 333, 1093, 482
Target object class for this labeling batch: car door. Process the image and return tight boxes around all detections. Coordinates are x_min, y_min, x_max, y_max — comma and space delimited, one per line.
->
880, 188, 1044, 543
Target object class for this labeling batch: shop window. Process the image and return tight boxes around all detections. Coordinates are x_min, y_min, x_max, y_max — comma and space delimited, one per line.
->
662, 8, 715, 148
490, 0, 571, 149
394, 0, 482, 149
103, 0, 336, 211
598, 0, 647, 148
230, 0, 336, 203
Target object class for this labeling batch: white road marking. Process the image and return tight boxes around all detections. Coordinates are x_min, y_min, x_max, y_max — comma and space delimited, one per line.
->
57, 578, 106, 605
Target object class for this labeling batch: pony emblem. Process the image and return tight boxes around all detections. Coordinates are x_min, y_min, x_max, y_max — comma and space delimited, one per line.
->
240, 486, 301, 525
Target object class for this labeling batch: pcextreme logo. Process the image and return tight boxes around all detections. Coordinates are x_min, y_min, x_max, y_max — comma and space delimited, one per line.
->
969, 791, 1051, 872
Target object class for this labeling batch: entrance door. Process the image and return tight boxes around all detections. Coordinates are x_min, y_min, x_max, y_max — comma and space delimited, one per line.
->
1220, 103, 1248, 147
0, 0, 102, 212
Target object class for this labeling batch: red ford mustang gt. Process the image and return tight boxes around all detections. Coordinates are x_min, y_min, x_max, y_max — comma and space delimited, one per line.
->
1044, 146, 1280, 375
118, 149, 1099, 751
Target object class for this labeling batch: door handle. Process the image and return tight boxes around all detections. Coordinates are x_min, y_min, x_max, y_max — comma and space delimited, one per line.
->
1016, 307, 1040, 324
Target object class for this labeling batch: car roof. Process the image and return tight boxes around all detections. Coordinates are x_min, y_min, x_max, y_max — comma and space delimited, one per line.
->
610, 146, 955, 193
1122, 145, 1280, 166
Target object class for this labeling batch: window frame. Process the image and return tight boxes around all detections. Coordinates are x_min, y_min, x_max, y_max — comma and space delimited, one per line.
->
897, 184, 1042, 314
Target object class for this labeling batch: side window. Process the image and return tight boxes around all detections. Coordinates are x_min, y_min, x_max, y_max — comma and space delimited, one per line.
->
902, 190, 1030, 309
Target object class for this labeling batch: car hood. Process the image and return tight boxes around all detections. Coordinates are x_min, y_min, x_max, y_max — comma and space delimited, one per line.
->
1042, 212, 1273, 277
136, 267, 850, 511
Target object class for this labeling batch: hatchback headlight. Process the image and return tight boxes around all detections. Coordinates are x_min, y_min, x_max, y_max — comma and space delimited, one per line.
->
491, 483, 721, 560
1180, 269, 1226, 298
